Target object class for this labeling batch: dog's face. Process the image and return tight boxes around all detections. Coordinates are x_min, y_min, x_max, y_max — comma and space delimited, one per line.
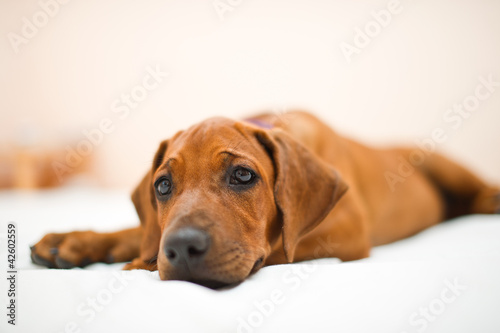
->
154, 118, 279, 288
132, 118, 347, 288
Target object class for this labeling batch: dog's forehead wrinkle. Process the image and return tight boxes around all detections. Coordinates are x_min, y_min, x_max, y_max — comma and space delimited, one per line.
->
166, 157, 177, 168
168, 130, 255, 170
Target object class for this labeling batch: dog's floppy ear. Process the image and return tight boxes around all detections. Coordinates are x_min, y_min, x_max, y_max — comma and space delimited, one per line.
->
131, 140, 168, 263
255, 129, 348, 262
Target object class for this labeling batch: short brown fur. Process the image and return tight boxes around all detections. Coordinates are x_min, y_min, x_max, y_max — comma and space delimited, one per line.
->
31, 111, 500, 287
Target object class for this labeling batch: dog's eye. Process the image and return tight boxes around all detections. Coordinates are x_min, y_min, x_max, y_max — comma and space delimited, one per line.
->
156, 178, 172, 196
230, 167, 255, 185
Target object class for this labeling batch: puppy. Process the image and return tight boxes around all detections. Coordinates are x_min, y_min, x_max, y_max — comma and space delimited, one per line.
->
31, 111, 500, 288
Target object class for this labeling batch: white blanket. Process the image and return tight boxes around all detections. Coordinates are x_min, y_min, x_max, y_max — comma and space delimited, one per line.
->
1, 186, 499, 333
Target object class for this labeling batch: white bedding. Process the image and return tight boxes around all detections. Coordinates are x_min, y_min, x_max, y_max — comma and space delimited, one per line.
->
1, 186, 499, 333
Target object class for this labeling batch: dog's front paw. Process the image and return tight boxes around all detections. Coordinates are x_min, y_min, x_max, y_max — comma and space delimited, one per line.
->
123, 257, 157, 271
30, 231, 111, 269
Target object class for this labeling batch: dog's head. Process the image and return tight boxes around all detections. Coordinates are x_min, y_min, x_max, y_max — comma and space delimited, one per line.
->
132, 117, 347, 288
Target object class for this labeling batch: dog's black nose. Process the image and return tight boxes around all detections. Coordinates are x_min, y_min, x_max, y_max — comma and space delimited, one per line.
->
164, 228, 210, 266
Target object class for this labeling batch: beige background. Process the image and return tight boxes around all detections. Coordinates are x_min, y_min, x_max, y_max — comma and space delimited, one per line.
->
1, 0, 499, 189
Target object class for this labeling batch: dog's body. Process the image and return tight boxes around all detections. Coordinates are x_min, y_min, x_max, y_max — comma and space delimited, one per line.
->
31, 111, 499, 288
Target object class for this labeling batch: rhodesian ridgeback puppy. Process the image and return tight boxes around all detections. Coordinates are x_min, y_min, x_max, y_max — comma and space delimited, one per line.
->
31, 111, 500, 288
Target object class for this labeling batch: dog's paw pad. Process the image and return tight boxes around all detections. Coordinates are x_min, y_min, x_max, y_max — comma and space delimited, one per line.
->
55, 256, 76, 269
30, 251, 55, 268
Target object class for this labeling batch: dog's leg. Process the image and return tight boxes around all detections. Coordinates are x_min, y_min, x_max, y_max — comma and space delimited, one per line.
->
30, 227, 142, 269
294, 216, 371, 263
266, 201, 372, 264
122, 257, 158, 271
421, 152, 500, 217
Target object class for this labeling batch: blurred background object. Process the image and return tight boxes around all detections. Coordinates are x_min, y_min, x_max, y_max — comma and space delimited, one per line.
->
0, 120, 91, 189
1, 0, 499, 190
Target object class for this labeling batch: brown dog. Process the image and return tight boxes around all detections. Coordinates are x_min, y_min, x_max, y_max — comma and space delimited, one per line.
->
31, 111, 500, 288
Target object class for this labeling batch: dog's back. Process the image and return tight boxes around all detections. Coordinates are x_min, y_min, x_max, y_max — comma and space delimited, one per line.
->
249, 111, 499, 250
